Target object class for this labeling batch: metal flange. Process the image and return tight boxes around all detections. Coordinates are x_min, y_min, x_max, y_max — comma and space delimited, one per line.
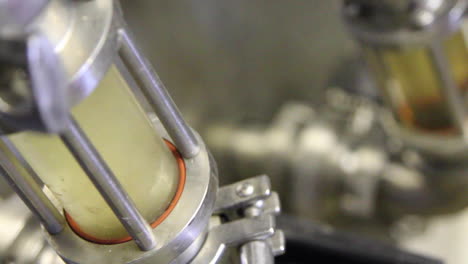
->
191, 175, 284, 264
45, 133, 217, 264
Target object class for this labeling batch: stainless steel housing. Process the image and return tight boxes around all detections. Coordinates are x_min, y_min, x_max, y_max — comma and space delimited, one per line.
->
33, 0, 118, 107
0, 0, 284, 262
343, 0, 468, 161
0, 0, 118, 133
49, 131, 217, 264
343, 0, 467, 46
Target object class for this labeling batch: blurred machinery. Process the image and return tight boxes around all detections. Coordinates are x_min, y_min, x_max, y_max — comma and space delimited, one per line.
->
206, 0, 468, 263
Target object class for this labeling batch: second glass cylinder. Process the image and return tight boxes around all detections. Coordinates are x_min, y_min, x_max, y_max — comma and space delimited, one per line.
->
364, 29, 468, 134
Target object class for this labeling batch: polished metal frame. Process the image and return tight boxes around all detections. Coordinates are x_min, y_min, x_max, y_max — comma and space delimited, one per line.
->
0, 0, 284, 262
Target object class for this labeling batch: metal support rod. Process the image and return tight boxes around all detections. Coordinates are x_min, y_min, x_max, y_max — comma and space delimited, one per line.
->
240, 241, 274, 264
240, 202, 274, 264
118, 28, 200, 159
60, 117, 156, 251
429, 42, 468, 140
0, 138, 64, 234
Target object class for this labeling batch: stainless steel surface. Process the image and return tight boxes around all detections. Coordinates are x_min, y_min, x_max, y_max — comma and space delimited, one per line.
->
345, 0, 468, 161
191, 215, 275, 264
190, 175, 282, 264
241, 193, 275, 264
267, 230, 285, 257
0, 158, 282, 264
0, 195, 65, 264
119, 29, 200, 159
5, 0, 468, 262
32, 0, 118, 107
214, 175, 271, 213
343, 0, 467, 46
0, 0, 289, 262
344, 0, 447, 28
0, 138, 64, 235
60, 117, 156, 251
50, 131, 216, 263
240, 241, 274, 264
262, 192, 281, 216
0, 0, 49, 38
0, 0, 119, 133
27, 33, 69, 133
0, 195, 41, 256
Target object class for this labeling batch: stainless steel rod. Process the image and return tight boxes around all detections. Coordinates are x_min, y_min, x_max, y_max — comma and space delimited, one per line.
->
118, 28, 200, 159
240, 240, 274, 264
60, 117, 156, 251
0, 138, 64, 234
429, 42, 468, 140
240, 202, 274, 264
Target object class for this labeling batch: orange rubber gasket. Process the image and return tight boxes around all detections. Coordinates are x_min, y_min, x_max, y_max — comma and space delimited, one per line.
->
65, 139, 186, 245
397, 96, 458, 135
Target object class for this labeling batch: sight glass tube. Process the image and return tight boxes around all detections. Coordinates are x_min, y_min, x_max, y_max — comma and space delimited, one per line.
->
365, 29, 468, 134
9, 65, 179, 241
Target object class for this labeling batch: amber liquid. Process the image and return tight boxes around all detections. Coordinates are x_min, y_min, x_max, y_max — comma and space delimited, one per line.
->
397, 96, 461, 134
365, 30, 468, 134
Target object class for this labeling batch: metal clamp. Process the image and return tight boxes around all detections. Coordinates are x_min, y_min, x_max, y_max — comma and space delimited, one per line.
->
192, 175, 284, 264
214, 175, 272, 213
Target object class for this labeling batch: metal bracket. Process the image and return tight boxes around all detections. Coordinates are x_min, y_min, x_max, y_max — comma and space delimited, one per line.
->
190, 214, 275, 264
192, 175, 284, 264
214, 175, 271, 213
267, 230, 285, 257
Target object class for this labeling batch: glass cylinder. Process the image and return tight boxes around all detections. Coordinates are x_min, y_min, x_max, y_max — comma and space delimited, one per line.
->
364, 29, 468, 134
8, 65, 179, 240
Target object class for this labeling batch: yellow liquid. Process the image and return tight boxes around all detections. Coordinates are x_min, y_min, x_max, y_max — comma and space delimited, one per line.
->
364, 30, 468, 134
9, 65, 179, 240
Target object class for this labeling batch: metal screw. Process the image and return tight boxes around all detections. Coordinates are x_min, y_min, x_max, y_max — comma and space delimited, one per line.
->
236, 183, 254, 197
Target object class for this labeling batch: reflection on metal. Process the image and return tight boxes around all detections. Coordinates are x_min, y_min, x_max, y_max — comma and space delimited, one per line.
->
0, 139, 64, 235
0, 0, 283, 263
118, 29, 200, 159
0, 0, 466, 262
0, 174, 282, 264
192, 175, 283, 264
